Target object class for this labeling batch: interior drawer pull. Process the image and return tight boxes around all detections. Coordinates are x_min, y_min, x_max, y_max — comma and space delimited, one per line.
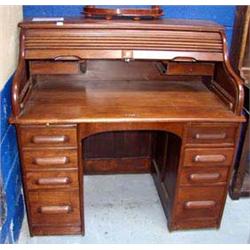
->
194, 133, 226, 140
38, 205, 72, 214
33, 156, 69, 166
31, 135, 68, 144
194, 154, 226, 163
189, 173, 221, 182
35, 177, 71, 185
184, 200, 216, 210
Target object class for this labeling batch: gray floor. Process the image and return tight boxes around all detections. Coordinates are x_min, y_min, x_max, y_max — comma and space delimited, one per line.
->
18, 174, 250, 244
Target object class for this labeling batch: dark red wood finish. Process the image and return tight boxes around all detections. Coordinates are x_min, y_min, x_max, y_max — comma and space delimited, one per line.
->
10, 17, 245, 236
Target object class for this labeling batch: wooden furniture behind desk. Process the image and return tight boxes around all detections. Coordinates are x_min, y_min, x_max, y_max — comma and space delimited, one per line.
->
230, 6, 250, 199
10, 17, 245, 236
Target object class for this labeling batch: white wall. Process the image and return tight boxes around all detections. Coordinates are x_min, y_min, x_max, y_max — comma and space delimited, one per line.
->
0, 6, 23, 91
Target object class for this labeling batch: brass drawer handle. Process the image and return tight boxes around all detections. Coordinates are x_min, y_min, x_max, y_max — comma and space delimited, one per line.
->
184, 200, 216, 210
31, 135, 68, 144
194, 154, 226, 163
194, 133, 227, 140
33, 156, 69, 166
189, 173, 221, 182
35, 177, 71, 185
38, 205, 72, 214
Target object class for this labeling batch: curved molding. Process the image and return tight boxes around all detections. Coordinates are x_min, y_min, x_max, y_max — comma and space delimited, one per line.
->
11, 30, 29, 117
219, 30, 244, 115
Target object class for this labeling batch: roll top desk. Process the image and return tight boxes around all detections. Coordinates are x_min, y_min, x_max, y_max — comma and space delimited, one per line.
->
10, 17, 245, 236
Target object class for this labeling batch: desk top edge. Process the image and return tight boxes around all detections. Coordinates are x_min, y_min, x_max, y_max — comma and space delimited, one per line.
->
19, 17, 224, 32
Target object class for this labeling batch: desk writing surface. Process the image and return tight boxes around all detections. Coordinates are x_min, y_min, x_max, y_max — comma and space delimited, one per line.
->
17, 75, 243, 124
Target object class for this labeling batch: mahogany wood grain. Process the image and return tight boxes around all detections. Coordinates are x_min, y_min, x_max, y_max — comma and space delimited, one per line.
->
28, 190, 80, 225
175, 186, 225, 220
26, 170, 78, 190
84, 157, 151, 174
179, 166, 228, 186
30, 61, 80, 75
186, 123, 238, 146
183, 148, 235, 167
10, 75, 244, 125
10, 17, 245, 235
19, 125, 77, 148
22, 149, 78, 170
19, 17, 225, 32
164, 62, 215, 76
31, 225, 81, 236
83, 5, 163, 20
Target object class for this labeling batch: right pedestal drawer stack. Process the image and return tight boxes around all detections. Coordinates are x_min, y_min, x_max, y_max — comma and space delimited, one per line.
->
171, 123, 239, 230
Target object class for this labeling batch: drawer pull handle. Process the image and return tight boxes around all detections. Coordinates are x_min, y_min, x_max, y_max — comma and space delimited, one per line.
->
194, 133, 226, 140
38, 205, 72, 214
172, 56, 197, 62
194, 154, 226, 163
32, 135, 68, 144
33, 156, 69, 166
54, 55, 81, 61
189, 173, 221, 182
36, 177, 71, 185
184, 200, 216, 210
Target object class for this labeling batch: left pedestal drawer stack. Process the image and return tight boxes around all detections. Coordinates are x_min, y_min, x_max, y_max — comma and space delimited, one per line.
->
17, 124, 82, 236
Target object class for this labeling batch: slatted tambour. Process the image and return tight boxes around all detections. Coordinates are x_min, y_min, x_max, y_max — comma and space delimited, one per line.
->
23, 28, 223, 61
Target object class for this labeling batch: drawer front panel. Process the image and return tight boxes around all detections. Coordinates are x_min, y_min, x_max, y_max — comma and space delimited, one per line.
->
187, 124, 237, 145
166, 62, 214, 76
20, 126, 77, 147
26, 170, 79, 190
183, 148, 235, 167
179, 166, 228, 186
22, 149, 78, 170
175, 186, 225, 220
31, 225, 82, 236
28, 190, 80, 225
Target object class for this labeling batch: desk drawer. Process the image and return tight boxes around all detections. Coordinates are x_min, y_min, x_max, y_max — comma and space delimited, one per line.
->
22, 149, 78, 170
20, 126, 77, 148
183, 148, 235, 167
26, 170, 79, 190
187, 124, 237, 145
28, 190, 80, 225
175, 186, 225, 220
179, 166, 228, 186
28, 191, 81, 226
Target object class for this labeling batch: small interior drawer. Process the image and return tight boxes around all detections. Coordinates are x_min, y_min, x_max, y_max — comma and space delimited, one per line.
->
175, 186, 225, 220
19, 125, 77, 148
22, 149, 78, 170
25, 170, 79, 190
30, 61, 81, 75
183, 148, 235, 167
28, 190, 80, 225
164, 62, 214, 76
179, 166, 228, 186
186, 123, 238, 145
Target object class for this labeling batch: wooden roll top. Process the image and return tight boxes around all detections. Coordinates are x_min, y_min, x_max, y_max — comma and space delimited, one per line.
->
10, 17, 244, 119
20, 18, 225, 61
